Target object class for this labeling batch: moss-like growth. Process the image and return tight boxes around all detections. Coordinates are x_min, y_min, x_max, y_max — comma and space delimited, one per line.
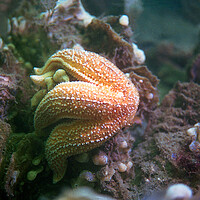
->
0, 132, 45, 197
9, 28, 57, 68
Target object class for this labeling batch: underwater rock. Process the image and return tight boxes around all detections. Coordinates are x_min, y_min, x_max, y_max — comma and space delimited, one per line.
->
0, 119, 11, 170
123, 66, 159, 119
154, 82, 200, 169
0, 45, 33, 124
40, 0, 95, 27
0, 74, 16, 120
84, 18, 135, 69
95, 130, 136, 199
132, 82, 200, 199
4, 153, 19, 197
39, 0, 92, 49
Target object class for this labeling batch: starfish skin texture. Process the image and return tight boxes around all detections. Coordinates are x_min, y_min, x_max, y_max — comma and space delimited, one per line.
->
33, 49, 139, 183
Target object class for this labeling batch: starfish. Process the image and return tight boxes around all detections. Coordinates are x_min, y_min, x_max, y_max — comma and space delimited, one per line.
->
31, 49, 139, 183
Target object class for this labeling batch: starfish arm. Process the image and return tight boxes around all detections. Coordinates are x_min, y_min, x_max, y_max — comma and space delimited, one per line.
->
45, 119, 121, 183
34, 81, 133, 131
34, 49, 129, 90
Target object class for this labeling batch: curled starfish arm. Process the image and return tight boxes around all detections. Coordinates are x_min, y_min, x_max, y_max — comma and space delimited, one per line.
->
46, 118, 122, 183
33, 49, 129, 89
34, 81, 136, 132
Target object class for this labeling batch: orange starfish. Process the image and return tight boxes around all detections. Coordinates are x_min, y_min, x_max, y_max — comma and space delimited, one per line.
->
32, 49, 139, 183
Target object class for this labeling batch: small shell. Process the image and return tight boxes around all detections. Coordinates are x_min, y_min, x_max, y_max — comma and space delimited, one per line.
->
119, 140, 128, 149
132, 43, 146, 64
189, 141, 200, 154
93, 151, 108, 166
101, 166, 115, 182
187, 127, 197, 139
118, 162, 127, 172
119, 15, 129, 26
146, 93, 154, 100
126, 161, 133, 171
